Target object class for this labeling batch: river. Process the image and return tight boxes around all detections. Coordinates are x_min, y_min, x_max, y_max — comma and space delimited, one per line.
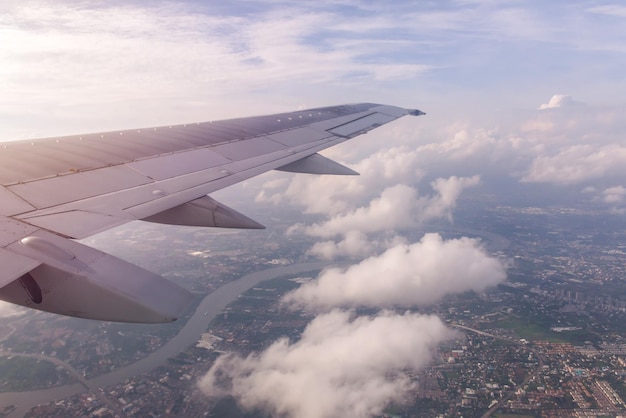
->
0, 227, 509, 416
0, 261, 328, 417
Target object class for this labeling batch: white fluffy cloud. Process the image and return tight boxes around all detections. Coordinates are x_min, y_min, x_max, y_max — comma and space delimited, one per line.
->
257, 146, 425, 216
307, 232, 407, 260
298, 176, 480, 239
602, 185, 626, 204
522, 144, 626, 184
538, 94, 574, 110
254, 94, 626, 216
283, 233, 507, 311
198, 310, 454, 418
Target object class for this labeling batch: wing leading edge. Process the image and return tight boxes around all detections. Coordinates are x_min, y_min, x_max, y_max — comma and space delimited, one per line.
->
0, 103, 424, 322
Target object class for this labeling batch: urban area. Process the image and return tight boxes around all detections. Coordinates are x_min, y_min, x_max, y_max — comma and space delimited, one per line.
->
2, 194, 626, 418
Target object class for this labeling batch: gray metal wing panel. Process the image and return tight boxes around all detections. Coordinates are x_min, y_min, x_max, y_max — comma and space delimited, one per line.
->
127, 148, 231, 181
8, 165, 153, 209
4, 103, 419, 238
0, 187, 35, 216
213, 120, 269, 136
19, 210, 128, 240
0, 154, 57, 185
0, 103, 385, 186
0, 247, 41, 288
87, 131, 179, 155
327, 112, 397, 138
196, 123, 255, 140
267, 127, 333, 147
59, 138, 140, 166
211, 137, 286, 161
135, 126, 213, 148
12, 144, 110, 172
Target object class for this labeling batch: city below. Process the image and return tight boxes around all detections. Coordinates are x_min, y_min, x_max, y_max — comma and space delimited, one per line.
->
2, 195, 626, 418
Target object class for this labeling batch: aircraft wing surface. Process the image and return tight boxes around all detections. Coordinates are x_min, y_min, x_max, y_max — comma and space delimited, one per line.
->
0, 103, 423, 322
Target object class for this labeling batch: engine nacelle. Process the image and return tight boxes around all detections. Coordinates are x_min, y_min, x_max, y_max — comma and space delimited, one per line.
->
0, 232, 193, 323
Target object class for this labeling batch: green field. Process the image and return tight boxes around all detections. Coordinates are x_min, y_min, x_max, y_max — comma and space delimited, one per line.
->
495, 316, 599, 344
0, 356, 69, 392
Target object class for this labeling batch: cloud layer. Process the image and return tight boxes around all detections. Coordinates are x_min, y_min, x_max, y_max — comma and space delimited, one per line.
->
284, 233, 507, 311
198, 310, 454, 418
299, 176, 480, 239
0, 300, 26, 318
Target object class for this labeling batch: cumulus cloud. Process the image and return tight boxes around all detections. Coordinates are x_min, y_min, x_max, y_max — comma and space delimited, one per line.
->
297, 176, 480, 239
420, 175, 481, 221
283, 233, 507, 311
307, 232, 407, 260
601, 185, 626, 204
254, 94, 626, 217
522, 144, 626, 184
538, 94, 574, 110
257, 146, 425, 216
198, 310, 454, 418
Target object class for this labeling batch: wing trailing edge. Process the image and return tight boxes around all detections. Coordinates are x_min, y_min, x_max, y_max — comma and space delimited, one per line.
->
142, 195, 264, 229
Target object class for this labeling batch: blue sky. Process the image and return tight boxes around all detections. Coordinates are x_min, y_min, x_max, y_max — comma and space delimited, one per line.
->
2, 0, 626, 224
1, 0, 625, 138
1, 1, 626, 221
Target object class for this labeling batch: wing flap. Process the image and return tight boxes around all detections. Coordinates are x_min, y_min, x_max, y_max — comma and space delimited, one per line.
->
0, 187, 36, 217
19, 210, 128, 240
0, 248, 41, 288
276, 153, 359, 175
127, 148, 231, 181
143, 195, 264, 229
267, 127, 332, 147
8, 165, 152, 209
211, 137, 286, 161
326, 112, 397, 138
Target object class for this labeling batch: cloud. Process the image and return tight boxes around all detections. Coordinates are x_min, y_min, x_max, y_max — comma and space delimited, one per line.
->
0, 300, 26, 318
522, 144, 626, 185
307, 232, 407, 260
283, 233, 507, 311
296, 176, 480, 240
257, 146, 426, 216
420, 175, 481, 221
601, 185, 626, 204
1, 1, 437, 139
538, 94, 574, 110
198, 310, 454, 418
587, 5, 626, 18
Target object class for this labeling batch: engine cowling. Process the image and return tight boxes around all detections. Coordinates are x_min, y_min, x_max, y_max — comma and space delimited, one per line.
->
0, 231, 194, 323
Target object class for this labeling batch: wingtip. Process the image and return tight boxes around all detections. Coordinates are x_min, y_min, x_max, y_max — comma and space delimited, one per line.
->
408, 109, 426, 116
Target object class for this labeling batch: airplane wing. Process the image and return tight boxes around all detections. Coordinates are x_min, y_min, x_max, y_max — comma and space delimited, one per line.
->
0, 103, 424, 322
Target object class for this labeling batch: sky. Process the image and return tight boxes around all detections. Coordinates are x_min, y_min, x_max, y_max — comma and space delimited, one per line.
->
2, 1, 626, 416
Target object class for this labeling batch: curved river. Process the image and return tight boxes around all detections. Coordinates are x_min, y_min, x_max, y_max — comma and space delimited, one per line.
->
0, 261, 328, 417
0, 227, 509, 416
